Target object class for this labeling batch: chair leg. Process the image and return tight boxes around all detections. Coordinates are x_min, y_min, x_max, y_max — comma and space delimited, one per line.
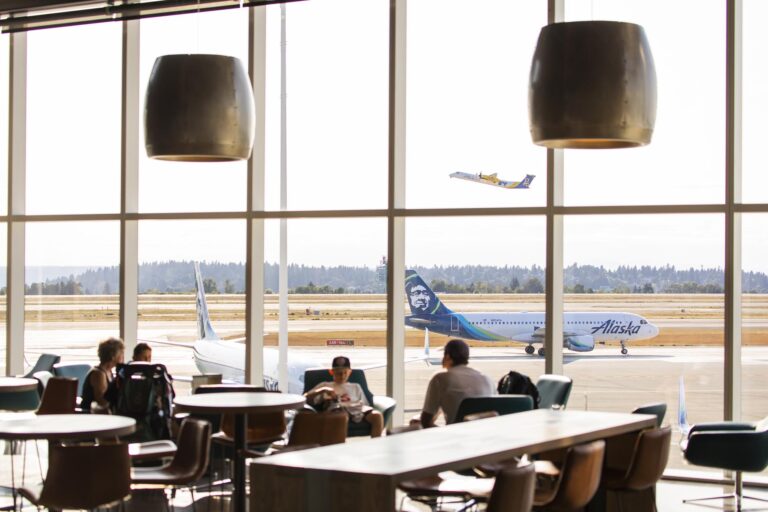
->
683, 472, 768, 511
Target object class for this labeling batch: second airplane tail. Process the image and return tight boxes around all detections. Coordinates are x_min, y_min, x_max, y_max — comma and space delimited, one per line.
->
405, 270, 453, 316
194, 262, 220, 341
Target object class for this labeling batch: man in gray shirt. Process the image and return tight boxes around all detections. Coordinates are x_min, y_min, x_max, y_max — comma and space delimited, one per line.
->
420, 339, 496, 426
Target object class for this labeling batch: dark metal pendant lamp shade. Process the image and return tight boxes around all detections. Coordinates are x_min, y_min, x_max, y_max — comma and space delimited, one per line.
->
144, 54, 256, 162
529, 21, 657, 149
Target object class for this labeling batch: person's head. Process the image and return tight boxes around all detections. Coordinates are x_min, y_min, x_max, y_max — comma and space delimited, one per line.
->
331, 356, 352, 383
442, 339, 469, 368
98, 337, 125, 367
407, 282, 431, 313
133, 342, 152, 362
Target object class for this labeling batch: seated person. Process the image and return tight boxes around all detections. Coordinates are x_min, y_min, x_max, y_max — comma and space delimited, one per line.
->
304, 356, 383, 437
81, 337, 125, 413
131, 342, 152, 363
418, 339, 496, 427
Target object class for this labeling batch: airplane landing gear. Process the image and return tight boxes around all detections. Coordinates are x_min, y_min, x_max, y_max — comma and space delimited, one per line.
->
620, 340, 628, 355
525, 345, 535, 355
538, 347, 546, 357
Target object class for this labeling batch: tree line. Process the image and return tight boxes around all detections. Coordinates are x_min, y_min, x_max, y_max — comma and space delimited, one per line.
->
1, 261, 766, 295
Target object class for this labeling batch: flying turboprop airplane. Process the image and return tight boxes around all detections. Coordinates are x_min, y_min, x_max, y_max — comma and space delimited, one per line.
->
404, 270, 659, 356
151, 263, 428, 393
449, 172, 535, 190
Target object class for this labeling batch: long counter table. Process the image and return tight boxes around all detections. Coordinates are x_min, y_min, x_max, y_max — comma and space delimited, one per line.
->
249, 409, 656, 512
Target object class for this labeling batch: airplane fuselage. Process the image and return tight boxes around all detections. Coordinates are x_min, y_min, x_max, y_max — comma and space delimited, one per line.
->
405, 311, 659, 352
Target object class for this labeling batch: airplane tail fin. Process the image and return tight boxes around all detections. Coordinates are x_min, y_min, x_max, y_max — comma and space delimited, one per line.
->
194, 262, 219, 341
522, 174, 535, 188
678, 375, 690, 437
405, 270, 453, 316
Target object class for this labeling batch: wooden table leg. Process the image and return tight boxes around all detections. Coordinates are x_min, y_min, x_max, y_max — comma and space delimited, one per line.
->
233, 413, 246, 512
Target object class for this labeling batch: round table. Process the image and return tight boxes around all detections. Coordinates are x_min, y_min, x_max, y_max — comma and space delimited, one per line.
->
174, 392, 305, 512
0, 414, 136, 441
0, 378, 37, 393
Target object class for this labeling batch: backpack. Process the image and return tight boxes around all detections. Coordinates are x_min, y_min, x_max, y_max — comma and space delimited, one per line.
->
497, 371, 539, 409
113, 363, 175, 442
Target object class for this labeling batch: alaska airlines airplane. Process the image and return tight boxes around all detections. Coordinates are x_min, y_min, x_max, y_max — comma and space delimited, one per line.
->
404, 270, 659, 355
449, 172, 535, 190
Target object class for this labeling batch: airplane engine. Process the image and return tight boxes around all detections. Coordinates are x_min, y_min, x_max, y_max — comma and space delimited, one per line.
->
564, 335, 595, 352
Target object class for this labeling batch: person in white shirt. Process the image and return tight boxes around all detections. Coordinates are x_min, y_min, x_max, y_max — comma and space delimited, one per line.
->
304, 356, 384, 437
420, 339, 496, 427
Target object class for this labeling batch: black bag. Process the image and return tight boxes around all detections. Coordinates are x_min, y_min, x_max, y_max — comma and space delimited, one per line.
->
113, 363, 175, 442
497, 371, 539, 409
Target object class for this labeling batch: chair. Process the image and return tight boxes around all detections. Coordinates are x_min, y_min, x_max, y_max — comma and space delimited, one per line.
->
19, 442, 131, 509
31, 370, 53, 395
131, 418, 212, 509
0, 386, 40, 411
23, 353, 60, 378
632, 402, 667, 427
36, 376, 78, 415
536, 374, 573, 410
287, 410, 348, 447
486, 463, 536, 512
534, 439, 605, 511
51, 362, 91, 397
681, 417, 768, 510
303, 369, 396, 437
455, 395, 533, 422
599, 426, 671, 512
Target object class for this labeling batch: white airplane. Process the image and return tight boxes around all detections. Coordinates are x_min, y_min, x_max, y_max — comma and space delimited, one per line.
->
153, 263, 428, 393
404, 270, 659, 355
449, 172, 535, 190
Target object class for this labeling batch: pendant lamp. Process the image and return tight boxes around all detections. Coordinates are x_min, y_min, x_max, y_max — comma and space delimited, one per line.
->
529, 21, 657, 149
144, 54, 255, 161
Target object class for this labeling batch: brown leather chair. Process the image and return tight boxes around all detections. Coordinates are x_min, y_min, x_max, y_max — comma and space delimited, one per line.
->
131, 418, 212, 507
19, 442, 131, 509
596, 426, 671, 512
486, 463, 536, 512
288, 410, 348, 447
534, 440, 605, 511
36, 376, 78, 415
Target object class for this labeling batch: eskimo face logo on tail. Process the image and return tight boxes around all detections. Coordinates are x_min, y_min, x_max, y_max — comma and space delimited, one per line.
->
590, 320, 641, 336
408, 283, 431, 313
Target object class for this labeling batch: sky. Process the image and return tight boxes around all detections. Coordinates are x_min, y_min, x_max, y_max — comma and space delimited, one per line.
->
3, 0, 768, 272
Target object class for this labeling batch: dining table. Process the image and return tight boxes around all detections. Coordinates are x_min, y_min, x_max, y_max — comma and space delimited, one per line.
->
174, 391, 306, 512
249, 409, 657, 512
0, 379, 37, 394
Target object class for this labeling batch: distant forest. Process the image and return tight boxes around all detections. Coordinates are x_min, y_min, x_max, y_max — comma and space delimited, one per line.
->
2, 261, 768, 295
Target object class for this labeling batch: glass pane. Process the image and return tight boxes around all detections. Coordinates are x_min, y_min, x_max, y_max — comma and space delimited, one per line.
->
563, 0, 724, 206
26, 24, 122, 215
138, 219, 245, 382
139, 10, 249, 213
404, 216, 546, 425
406, 0, 546, 209
0, 223, 6, 375
743, 0, 768, 203
0, 34, 8, 216
265, 0, 388, 211
24, 222, 120, 372
265, 218, 388, 394
564, 214, 724, 473
742, 214, 768, 431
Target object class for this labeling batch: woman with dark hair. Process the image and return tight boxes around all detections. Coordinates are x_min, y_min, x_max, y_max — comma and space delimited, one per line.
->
81, 337, 125, 413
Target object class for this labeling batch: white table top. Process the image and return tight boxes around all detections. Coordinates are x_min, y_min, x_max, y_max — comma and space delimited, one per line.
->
0, 414, 136, 440
174, 392, 306, 414
0, 377, 38, 392
251, 409, 656, 479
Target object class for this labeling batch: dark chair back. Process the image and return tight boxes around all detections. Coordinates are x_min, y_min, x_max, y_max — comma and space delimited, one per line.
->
195, 384, 285, 444
166, 418, 212, 484
536, 374, 573, 409
288, 411, 348, 447
486, 463, 535, 512
37, 443, 130, 509
302, 369, 375, 406
23, 353, 61, 378
37, 377, 78, 415
632, 402, 667, 427
52, 363, 91, 397
456, 395, 533, 422
545, 440, 605, 510
621, 426, 671, 491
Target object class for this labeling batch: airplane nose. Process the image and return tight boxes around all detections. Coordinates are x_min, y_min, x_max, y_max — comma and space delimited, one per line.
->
649, 324, 659, 338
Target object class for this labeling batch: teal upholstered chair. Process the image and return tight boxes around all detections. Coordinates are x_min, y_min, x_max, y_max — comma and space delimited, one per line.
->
302, 369, 396, 437
52, 363, 91, 397
23, 353, 61, 378
455, 395, 533, 423
681, 417, 768, 510
536, 374, 573, 409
